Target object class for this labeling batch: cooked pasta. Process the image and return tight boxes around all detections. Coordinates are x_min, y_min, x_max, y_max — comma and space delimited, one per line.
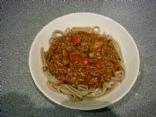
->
41, 26, 125, 101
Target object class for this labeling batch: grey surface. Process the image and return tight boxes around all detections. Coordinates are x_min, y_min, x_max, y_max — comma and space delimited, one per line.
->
1, 0, 156, 117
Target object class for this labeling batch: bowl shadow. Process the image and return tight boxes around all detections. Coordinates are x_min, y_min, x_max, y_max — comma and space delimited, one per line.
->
1, 92, 119, 117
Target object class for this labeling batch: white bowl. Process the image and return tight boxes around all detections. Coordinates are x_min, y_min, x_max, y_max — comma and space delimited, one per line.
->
29, 12, 140, 110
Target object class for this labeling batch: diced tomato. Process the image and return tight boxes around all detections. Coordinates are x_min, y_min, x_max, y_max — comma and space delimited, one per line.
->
70, 54, 81, 62
81, 58, 88, 65
72, 35, 80, 45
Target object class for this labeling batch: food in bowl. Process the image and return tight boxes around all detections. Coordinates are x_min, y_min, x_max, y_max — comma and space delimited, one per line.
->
41, 26, 125, 101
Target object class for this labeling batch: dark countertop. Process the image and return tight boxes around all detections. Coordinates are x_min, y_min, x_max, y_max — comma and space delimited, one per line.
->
1, 0, 156, 117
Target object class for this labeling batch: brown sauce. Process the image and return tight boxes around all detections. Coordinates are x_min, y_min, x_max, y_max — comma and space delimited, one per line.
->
45, 31, 122, 88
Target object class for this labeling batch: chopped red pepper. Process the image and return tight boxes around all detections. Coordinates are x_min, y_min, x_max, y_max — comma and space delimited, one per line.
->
70, 54, 81, 62
72, 35, 81, 45
81, 58, 88, 65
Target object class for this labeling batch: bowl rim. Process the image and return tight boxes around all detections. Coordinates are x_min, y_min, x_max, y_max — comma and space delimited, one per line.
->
28, 12, 140, 110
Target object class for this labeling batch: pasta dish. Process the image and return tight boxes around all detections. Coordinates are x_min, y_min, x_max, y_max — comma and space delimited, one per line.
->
41, 26, 125, 101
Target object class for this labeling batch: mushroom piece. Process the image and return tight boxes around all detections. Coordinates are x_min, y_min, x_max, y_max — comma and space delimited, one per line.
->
92, 40, 103, 49
89, 52, 95, 58
89, 40, 103, 58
